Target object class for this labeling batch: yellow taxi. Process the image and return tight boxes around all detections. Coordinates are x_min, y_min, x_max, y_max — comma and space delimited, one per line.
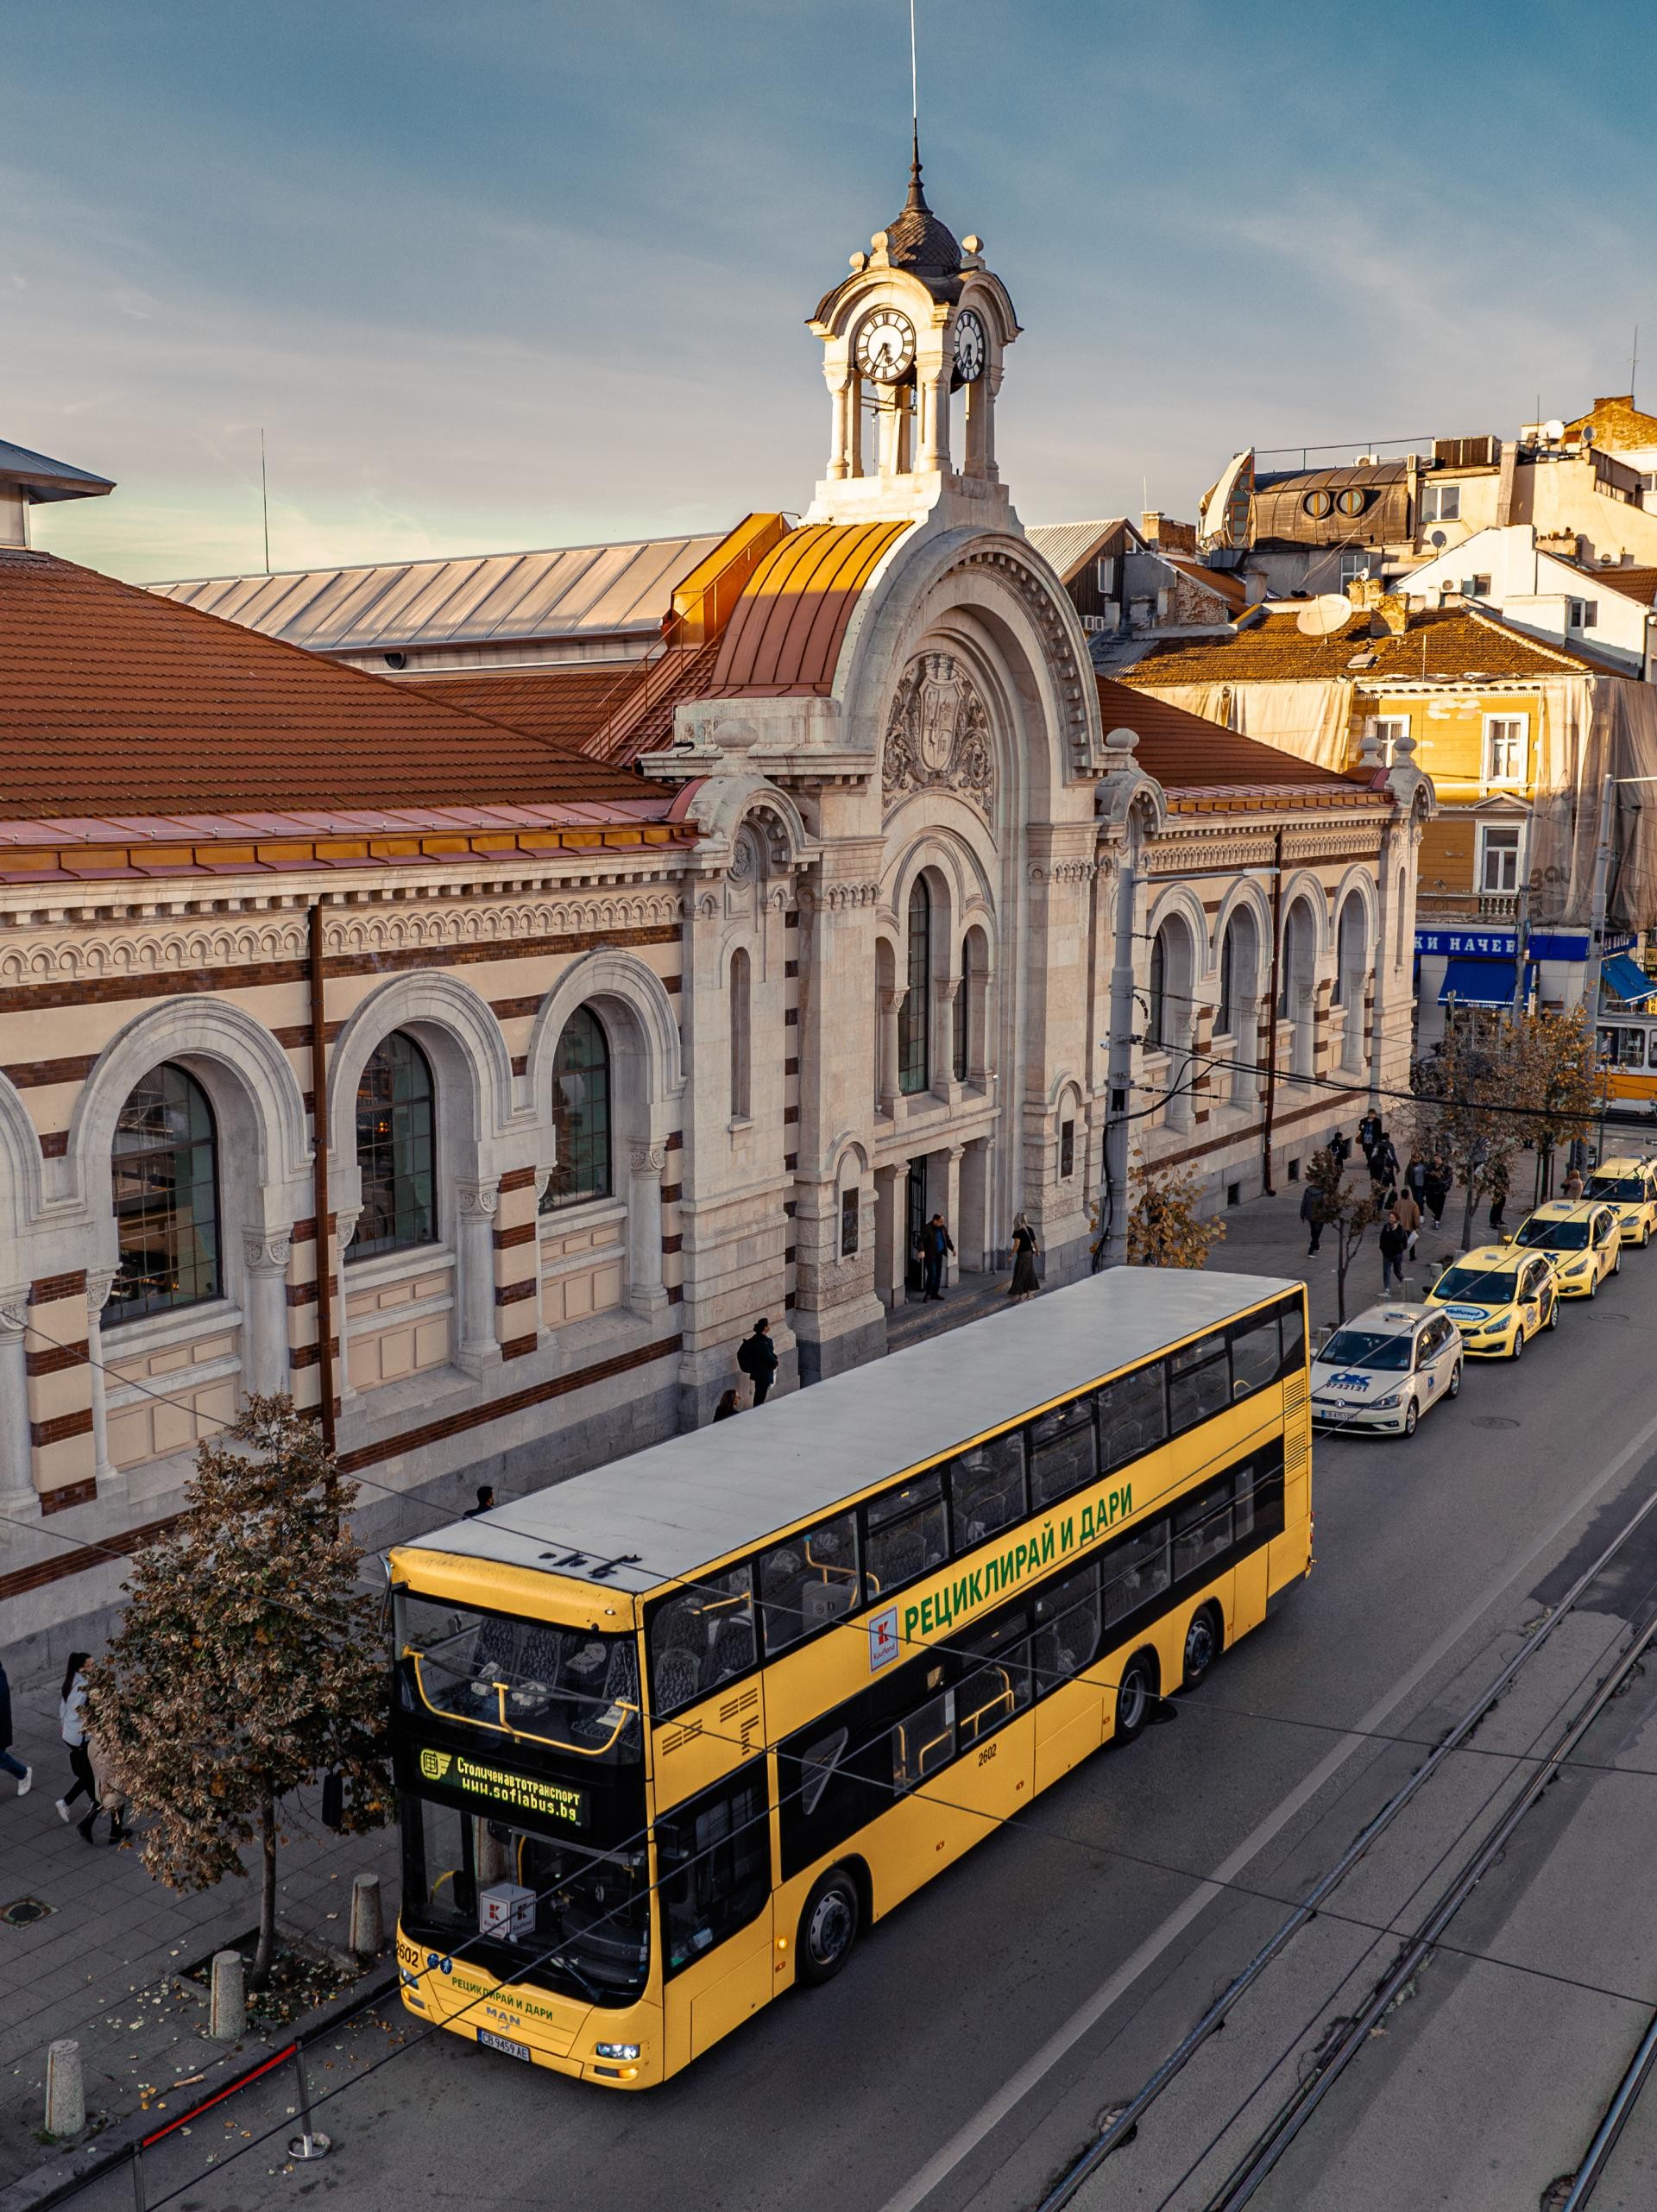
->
1511, 1201, 1622, 1297
1427, 1243, 1559, 1359
1585, 1156, 1657, 1248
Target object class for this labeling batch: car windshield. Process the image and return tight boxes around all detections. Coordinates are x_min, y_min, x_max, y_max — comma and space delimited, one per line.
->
398, 1594, 640, 1760
1516, 1218, 1590, 1251
1590, 1175, 1647, 1203
1434, 1265, 1516, 1305
1318, 1327, 1412, 1372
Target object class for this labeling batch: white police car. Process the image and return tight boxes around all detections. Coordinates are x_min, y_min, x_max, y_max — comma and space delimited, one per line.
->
1309, 1302, 1463, 1438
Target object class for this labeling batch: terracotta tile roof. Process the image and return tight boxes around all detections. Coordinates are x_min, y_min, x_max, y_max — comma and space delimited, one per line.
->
703, 521, 910, 696
1097, 678, 1376, 801
1122, 605, 1623, 686
0, 549, 661, 822
413, 638, 728, 766
1567, 564, 1657, 608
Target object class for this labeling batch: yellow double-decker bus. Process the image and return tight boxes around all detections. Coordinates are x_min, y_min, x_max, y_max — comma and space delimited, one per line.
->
388, 1266, 1311, 2088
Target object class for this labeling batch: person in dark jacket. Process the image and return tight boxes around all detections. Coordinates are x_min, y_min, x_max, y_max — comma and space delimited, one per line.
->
713, 1389, 741, 1421
1488, 1158, 1509, 1231
736, 1320, 778, 1406
1299, 1182, 1326, 1256
917, 1213, 955, 1301
1328, 1128, 1351, 1169
1358, 1111, 1383, 1163
1370, 1127, 1400, 1194
0, 1659, 30, 1796
1379, 1209, 1409, 1293
1422, 1158, 1449, 1227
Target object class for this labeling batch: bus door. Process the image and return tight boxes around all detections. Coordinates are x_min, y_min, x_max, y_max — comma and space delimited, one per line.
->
655, 1760, 776, 2064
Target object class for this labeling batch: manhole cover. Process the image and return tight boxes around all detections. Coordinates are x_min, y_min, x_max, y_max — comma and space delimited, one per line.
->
2, 1897, 54, 1927
1472, 1416, 1522, 1429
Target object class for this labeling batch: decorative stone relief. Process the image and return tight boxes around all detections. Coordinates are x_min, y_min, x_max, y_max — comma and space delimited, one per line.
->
241, 1232, 292, 1276
883, 652, 996, 818
628, 1141, 667, 1175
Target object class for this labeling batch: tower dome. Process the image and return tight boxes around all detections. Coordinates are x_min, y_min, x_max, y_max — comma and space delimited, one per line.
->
878, 133, 962, 296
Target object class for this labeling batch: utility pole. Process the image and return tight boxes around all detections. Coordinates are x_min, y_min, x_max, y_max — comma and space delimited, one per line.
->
1102, 841, 1140, 1267
1261, 829, 1285, 1196
1510, 878, 1531, 1019
1582, 772, 1616, 1018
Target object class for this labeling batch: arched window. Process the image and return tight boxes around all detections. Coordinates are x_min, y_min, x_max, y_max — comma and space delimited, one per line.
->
729, 948, 752, 1119
542, 1006, 612, 1213
1333, 893, 1366, 1006
109, 1064, 221, 1325
952, 939, 969, 1082
1396, 866, 1408, 966
898, 877, 931, 1094
352, 1031, 436, 1259
1217, 923, 1237, 1036
1148, 930, 1168, 1047
1281, 902, 1316, 1017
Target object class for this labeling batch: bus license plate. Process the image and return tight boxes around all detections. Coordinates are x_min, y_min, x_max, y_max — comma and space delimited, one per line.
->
478, 2029, 532, 2063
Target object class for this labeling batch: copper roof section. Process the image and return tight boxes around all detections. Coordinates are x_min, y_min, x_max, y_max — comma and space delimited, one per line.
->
1100, 678, 1379, 806
0, 549, 666, 822
703, 520, 910, 697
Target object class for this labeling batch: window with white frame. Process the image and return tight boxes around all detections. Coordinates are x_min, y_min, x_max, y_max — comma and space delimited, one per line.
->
1421, 482, 1461, 524
1339, 551, 1370, 588
1372, 715, 1410, 764
1568, 598, 1598, 630
1096, 556, 1116, 595
1477, 823, 1523, 894
1484, 714, 1528, 785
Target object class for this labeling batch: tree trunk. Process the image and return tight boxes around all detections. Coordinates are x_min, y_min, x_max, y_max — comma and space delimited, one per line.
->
1459, 1171, 1478, 1253
255, 1793, 278, 1988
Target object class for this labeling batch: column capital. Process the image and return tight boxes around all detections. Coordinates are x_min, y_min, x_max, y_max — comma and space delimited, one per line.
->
335, 1206, 362, 1253
456, 1178, 501, 1219
85, 1269, 118, 1314
241, 1231, 292, 1277
0, 1292, 27, 1339
628, 1141, 667, 1177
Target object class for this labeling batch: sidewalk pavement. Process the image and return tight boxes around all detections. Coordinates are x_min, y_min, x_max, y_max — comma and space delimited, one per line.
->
1205, 1174, 1465, 1327
0, 1673, 398, 2191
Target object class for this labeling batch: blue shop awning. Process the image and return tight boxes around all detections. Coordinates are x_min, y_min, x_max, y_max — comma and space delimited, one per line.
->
1602, 953, 1657, 1005
1439, 955, 1533, 1006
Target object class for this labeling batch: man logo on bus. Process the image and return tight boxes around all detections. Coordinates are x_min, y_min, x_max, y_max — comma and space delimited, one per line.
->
869, 1606, 900, 1672
420, 1749, 452, 1782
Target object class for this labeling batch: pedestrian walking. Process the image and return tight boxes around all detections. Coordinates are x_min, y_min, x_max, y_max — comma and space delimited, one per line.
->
1393, 1186, 1421, 1257
54, 1652, 96, 1826
1423, 1159, 1449, 1227
1370, 1126, 1400, 1193
1007, 1214, 1041, 1302
713, 1388, 742, 1422
79, 1724, 128, 1846
1563, 1166, 1585, 1201
0, 1656, 31, 1797
1358, 1111, 1382, 1161
1299, 1181, 1326, 1256
1379, 1209, 1409, 1294
463, 1484, 495, 1519
736, 1318, 778, 1406
1405, 1152, 1427, 1205
1488, 1159, 1509, 1232
1329, 1128, 1352, 1169
917, 1213, 955, 1301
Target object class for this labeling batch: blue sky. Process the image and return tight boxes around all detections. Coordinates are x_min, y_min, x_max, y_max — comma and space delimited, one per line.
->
12, 0, 1657, 581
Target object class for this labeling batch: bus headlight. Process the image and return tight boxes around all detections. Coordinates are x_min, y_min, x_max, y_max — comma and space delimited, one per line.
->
595, 2042, 641, 2061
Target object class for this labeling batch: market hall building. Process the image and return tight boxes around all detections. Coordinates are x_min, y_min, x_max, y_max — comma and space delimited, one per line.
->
0, 160, 1431, 1660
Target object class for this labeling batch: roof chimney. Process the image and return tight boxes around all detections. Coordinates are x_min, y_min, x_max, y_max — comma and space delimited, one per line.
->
1373, 594, 1409, 637
1140, 512, 1197, 554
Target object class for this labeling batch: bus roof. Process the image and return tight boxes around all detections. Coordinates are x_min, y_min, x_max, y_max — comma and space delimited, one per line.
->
399, 1267, 1297, 1599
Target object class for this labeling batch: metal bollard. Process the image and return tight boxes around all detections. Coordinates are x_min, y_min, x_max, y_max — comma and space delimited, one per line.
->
45, 2038, 84, 2136
287, 2044, 331, 2161
209, 1948, 247, 2040
349, 1872, 382, 1959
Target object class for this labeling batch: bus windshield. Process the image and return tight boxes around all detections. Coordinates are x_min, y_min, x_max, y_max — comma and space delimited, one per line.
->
1590, 1175, 1648, 1203
1434, 1264, 1519, 1304
399, 1594, 639, 1758
407, 1797, 649, 2006
1515, 1218, 1591, 1251
1318, 1327, 1411, 1371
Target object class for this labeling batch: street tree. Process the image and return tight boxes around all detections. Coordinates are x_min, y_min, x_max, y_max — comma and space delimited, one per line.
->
1127, 1154, 1227, 1269
1304, 1144, 1378, 1326
1412, 1019, 1532, 1251
1516, 1007, 1603, 1203
85, 1396, 390, 1984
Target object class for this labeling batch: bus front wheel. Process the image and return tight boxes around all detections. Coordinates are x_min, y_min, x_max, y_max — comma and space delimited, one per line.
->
1181, 1604, 1223, 1691
1113, 1654, 1158, 1744
797, 1869, 860, 1986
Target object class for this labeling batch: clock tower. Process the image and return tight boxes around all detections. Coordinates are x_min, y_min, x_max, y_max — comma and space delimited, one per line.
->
805, 137, 1020, 526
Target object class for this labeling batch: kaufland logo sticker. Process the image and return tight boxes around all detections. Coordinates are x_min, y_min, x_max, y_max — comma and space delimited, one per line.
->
869, 1607, 900, 1672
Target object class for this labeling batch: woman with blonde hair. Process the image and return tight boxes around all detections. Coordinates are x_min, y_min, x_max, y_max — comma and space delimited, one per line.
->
1008, 1213, 1040, 1302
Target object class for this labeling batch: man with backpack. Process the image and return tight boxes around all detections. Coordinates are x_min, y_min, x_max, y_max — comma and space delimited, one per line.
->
736, 1318, 779, 1407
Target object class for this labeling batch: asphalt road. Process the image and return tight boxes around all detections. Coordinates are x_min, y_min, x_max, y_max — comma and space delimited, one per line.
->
82, 1234, 1657, 2212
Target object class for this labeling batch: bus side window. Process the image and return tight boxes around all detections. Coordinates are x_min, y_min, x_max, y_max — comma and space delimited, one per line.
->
1029, 1396, 1098, 1510
758, 1511, 859, 1657
1032, 1566, 1100, 1690
1169, 1333, 1231, 1433
1097, 1361, 1167, 1473
1229, 1311, 1282, 1398
1276, 1299, 1307, 1379
656, 1761, 771, 1976
948, 1434, 1028, 1547
648, 1565, 755, 1720
1100, 1521, 1171, 1627
1173, 1480, 1232, 1582
863, 1473, 948, 1601
1238, 1440, 1287, 1543
892, 1691, 955, 1792
956, 1611, 1032, 1746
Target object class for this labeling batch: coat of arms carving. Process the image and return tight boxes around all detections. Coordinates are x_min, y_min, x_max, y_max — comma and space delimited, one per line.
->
883, 652, 995, 816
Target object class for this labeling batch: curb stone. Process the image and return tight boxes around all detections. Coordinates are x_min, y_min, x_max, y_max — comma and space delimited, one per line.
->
0, 1966, 399, 2212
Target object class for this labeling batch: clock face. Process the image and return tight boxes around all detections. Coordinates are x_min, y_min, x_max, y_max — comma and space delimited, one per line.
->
953, 308, 987, 384
855, 307, 917, 386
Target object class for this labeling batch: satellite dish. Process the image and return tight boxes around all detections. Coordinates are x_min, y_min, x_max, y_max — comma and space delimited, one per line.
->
1429, 529, 1447, 548
1581, 424, 1597, 444
1545, 418, 1566, 442
1296, 594, 1355, 637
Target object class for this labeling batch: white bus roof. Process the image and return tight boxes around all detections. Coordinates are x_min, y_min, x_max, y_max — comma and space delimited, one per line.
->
400, 1267, 1297, 1599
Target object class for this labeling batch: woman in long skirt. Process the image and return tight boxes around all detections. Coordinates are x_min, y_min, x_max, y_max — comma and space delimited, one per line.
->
1008, 1213, 1041, 1301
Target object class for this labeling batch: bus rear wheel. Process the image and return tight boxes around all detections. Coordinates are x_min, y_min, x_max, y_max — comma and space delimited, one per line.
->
797, 1869, 860, 1986
1114, 1653, 1158, 1744
1181, 1604, 1222, 1691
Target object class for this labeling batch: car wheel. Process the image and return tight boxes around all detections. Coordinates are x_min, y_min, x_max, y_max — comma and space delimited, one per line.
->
1511, 1324, 1526, 1360
1615, 1251, 1622, 1275
797, 1869, 860, 1986
1588, 1272, 1599, 1298
1113, 1654, 1157, 1745
1181, 1604, 1222, 1690
1402, 1398, 1418, 1437
1546, 1297, 1559, 1328
1447, 1362, 1462, 1398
